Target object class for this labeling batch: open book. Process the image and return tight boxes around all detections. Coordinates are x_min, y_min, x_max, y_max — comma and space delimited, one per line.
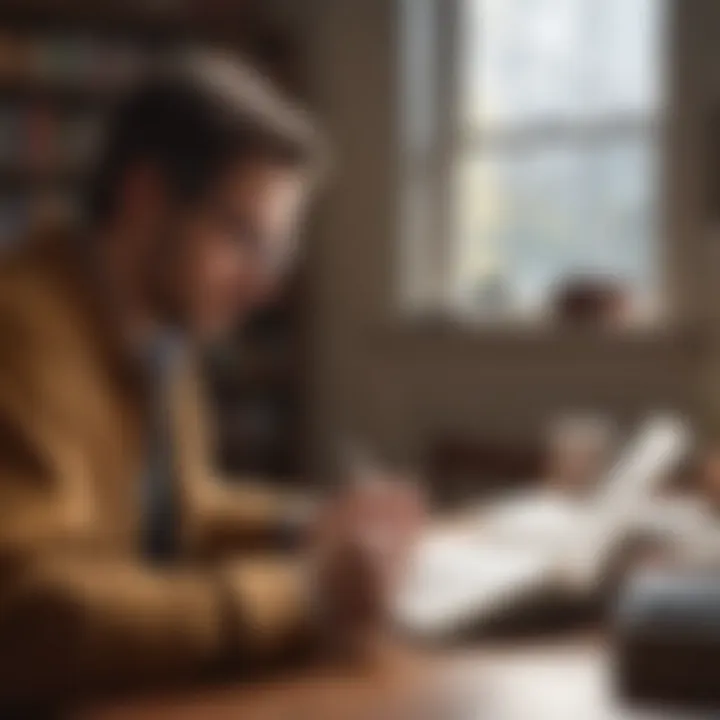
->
395, 416, 691, 637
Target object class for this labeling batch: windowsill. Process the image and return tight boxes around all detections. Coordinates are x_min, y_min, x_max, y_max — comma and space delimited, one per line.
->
375, 310, 696, 351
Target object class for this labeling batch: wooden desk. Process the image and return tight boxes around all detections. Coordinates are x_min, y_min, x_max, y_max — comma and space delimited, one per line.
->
80, 633, 690, 720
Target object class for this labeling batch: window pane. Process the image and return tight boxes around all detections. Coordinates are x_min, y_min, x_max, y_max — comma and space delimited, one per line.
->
451, 137, 658, 316
400, 0, 438, 156
462, 0, 666, 129
401, 172, 440, 309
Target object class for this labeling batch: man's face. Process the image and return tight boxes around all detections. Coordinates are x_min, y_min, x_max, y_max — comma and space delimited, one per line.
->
156, 160, 307, 340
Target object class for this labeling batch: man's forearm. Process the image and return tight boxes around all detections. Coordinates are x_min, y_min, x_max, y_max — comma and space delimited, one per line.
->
0, 553, 319, 706
0, 557, 226, 704
191, 477, 318, 557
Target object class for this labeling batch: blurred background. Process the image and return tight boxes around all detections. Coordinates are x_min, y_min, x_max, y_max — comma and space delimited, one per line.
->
0, 0, 710, 488
5, 0, 720, 715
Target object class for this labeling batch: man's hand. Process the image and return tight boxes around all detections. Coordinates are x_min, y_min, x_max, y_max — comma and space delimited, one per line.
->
311, 476, 426, 657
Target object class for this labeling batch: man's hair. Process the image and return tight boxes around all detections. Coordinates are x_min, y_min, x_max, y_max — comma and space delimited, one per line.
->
88, 53, 323, 223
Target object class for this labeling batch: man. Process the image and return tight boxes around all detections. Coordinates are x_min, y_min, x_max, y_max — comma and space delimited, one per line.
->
0, 55, 420, 707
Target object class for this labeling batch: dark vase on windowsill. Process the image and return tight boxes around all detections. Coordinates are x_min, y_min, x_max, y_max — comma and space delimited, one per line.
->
552, 278, 631, 329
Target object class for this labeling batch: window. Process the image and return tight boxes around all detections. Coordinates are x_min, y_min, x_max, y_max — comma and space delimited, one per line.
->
399, 0, 668, 322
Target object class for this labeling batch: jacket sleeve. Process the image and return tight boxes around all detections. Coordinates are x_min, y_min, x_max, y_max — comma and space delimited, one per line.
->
0, 551, 314, 704
0, 316, 315, 707
190, 475, 317, 557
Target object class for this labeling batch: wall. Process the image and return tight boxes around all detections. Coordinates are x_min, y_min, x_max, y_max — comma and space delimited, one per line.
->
299, 0, 716, 477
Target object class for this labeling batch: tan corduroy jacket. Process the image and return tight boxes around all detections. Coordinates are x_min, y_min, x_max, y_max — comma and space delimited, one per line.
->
0, 230, 313, 705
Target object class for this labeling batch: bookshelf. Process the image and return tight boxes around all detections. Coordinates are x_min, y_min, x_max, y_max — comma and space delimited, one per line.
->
0, 0, 310, 483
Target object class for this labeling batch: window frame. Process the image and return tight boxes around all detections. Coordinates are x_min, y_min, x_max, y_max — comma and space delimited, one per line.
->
397, 0, 673, 331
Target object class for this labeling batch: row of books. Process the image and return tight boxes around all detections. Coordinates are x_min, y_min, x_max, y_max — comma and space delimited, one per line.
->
0, 105, 101, 175
0, 192, 78, 244
0, 33, 147, 90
